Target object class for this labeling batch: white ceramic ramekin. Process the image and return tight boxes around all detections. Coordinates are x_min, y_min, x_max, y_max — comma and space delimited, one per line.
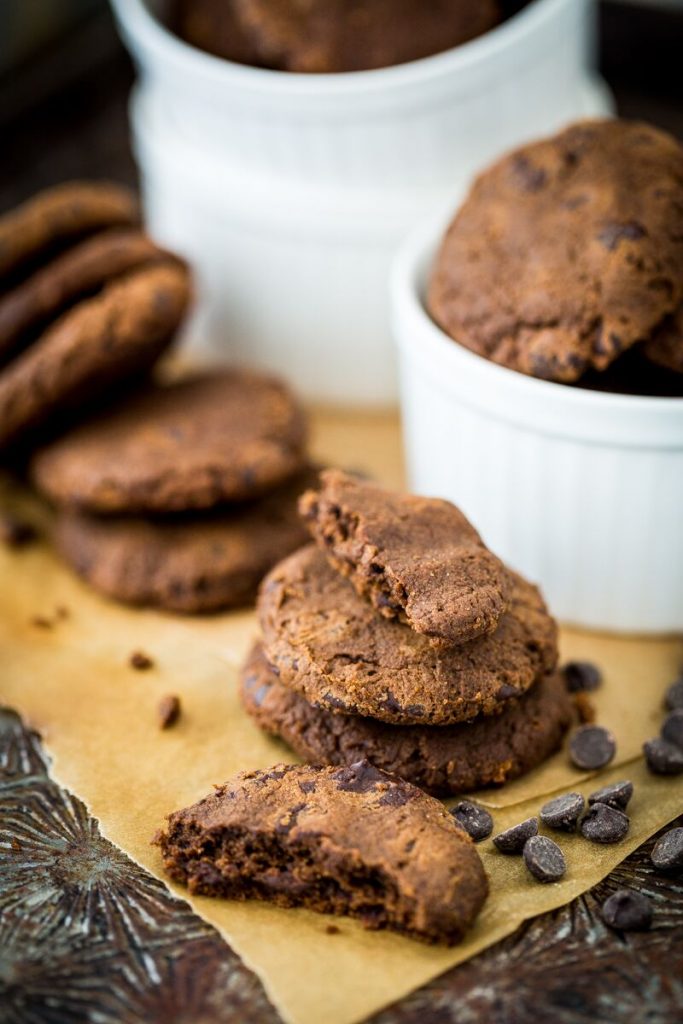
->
392, 224, 683, 634
112, 0, 612, 404
112, 0, 610, 189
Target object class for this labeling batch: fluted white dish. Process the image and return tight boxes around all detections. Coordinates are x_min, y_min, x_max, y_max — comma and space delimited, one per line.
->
392, 222, 683, 633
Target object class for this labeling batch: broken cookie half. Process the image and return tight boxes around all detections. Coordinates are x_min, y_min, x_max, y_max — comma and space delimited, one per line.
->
154, 760, 488, 944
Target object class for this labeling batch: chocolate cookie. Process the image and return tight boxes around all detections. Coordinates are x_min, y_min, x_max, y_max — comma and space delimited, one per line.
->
258, 544, 558, 725
172, 0, 264, 66
643, 303, 683, 374
299, 469, 512, 645
154, 759, 488, 944
0, 229, 168, 365
0, 181, 138, 285
241, 643, 574, 795
428, 120, 683, 383
231, 0, 500, 73
31, 369, 307, 512
53, 469, 316, 613
0, 260, 190, 449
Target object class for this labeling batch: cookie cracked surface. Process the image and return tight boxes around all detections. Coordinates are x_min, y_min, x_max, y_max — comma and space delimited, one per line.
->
31, 370, 307, 512
428, 119, 683, 383
241, 643, 574, 795
258, 544, 558, 726
155, 759, 488, 944
299, 469, 513, 645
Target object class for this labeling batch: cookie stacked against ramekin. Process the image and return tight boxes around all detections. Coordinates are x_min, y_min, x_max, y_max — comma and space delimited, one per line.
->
0, 181, 315, 613
242, 470, 575, 796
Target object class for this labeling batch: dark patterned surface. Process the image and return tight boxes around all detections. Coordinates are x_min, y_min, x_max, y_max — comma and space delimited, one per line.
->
1, 705, 682, 1024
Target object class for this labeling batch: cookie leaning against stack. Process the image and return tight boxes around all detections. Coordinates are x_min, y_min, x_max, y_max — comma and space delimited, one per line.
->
30, 369, 313, 612
0, 181, 191, 450
242, 470, 574, 795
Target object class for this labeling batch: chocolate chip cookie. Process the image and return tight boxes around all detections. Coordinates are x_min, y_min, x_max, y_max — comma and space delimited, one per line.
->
241, 643, 573, 795
53, 468, 317, 613
230, 0, 500, 73
0, 229, 169, 366
429, 119, 683, 383
0, 260, 190, 449
154, 759, 488, 944
31, 370, 307, 512
0, 181, 138, 285
258, 544, 557, 725
299, 469, 512, 644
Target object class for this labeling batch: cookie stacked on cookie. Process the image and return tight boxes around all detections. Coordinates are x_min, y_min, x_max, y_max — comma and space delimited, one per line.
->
0, 181, 191, 450
30, 370, 314, 613
243, 470, 574, 795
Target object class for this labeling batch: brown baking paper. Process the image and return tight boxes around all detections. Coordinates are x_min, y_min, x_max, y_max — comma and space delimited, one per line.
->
1, 409, 682, 1024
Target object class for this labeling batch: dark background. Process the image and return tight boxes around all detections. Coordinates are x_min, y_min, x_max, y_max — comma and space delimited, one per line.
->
0, 1, 682, 213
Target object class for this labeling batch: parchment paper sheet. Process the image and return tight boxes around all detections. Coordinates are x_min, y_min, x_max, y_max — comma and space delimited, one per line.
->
1, 409, 682, 1024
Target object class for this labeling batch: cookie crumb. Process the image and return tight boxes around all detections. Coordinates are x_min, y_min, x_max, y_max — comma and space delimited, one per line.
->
10, 837, 21, 852
130, 650, 154, 671
158, 694, 181, 729
31, 615, 53, 629
325, 924, 340, 935
0, 512, 37, 548
55, 605, 70, 620
573, 691, 596, 724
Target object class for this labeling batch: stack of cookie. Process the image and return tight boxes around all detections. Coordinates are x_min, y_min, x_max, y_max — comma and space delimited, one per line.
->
0, 181, 315, 613
29, 371, 314, 613
0, 181, 190, 451
243, 470, 574, 795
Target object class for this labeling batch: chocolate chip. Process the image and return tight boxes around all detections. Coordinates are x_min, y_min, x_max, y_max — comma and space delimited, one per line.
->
493, 817, 538, 854
650, 827, 683, 871
158, 694, 181, 729
643, 737, 683, 775
661, 709, 683, 749
588, 780, 633, 811
540, 793, 584, 832
130, 650, 154, 671
325, 924, 340, 935
0, 512, 37, 548
664, 677, 683, 711
563, 661, 602, 693
523, 835, 567, 883
451, 801, 493, 843
580, 803, 629, 844
597, 221, 646, 251
569, 725, 616, 770
573, 692, 596, 724
601, 889, 652, 931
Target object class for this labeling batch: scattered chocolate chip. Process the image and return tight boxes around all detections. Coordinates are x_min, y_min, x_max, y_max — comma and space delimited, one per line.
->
643, 737, 683, 775
650, 827, 683, 871
130, 650, 154, 671
661, 709, 683, 749
451, 801, 493, 843
588, 780, 633, 811
664, 677, 683, 711
493, 817, 538, 854
569, 725, 616, 770
540, 792, 584, 832
158, 694, 181, 729
325, 924, 340, 935
523, 835, 567, 883
563, 661, 602, 693
31, 615, 53, 629
0, 512, 37, 548
601, 889, 652, 931
580, 803, 629, 844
